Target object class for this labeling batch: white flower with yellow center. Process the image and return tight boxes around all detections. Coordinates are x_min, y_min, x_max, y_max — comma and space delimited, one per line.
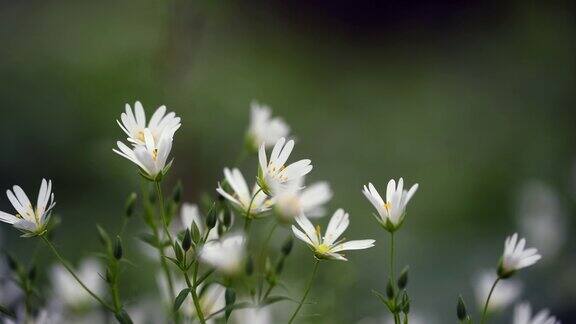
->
362, 179, 418, 232
273, 178, 332, 222
114, 127, 176, 180
50, 258, 104, 309
199, 233, 246, 275
246, 101, 290, 151
292, 209, 375, 261
0, 179, 55, 236
257, 137, 312, 195
117, 101, 181, 146
513, 302, 560, 324
216, 168, 271, 218
474, 271, 522, 312
498, 233, 541, 278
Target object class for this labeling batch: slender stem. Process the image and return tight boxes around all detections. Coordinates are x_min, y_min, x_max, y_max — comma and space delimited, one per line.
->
480, 277, 500, 324
390, 232, 395, 284
184, 262, 207, 324
288, 259, 320, 324
257, 222, 278, 299
41, 236, 114, 311
155, 181, 174, 243
244, 187, 264, 234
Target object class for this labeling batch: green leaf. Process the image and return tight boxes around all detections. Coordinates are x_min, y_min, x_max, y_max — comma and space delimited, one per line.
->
261, 295, 295, 305
115, 309, 133, 324
96, 225, 111, 250
138, 233, 166, 248
173, 288, 191, 312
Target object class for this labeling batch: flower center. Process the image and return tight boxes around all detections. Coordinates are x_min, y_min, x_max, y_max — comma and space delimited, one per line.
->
137, 130, 145, 142
152, 148, 158, 160
383, 202, 392, 213
316, 243, 330, 255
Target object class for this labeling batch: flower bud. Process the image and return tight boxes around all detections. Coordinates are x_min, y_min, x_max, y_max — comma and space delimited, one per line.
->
222, 206, 232, 228
5, 254, 18, 272
281, 236, 294, 256
225, 287, 236, 320
401, 290, 410, 314
124, 193, 137, 218
386, 278, 395, 300
28, 266, 37, 281
206, 203, 218, 230
397, 266, 409, 289
245, 256, 254, 276
182, 229, 192, 252
457, 295, 469, 321
275, 258, 285, 275
114, 236, 123, 260
172, 181, 182, 204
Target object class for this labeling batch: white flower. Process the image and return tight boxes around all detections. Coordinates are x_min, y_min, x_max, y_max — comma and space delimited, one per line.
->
274, 178, 332, 221
217, 168, 271, 218
199, 233, 246, 275
114, 127, 176, 180
232, 306, 272, 324
246, 101, 290, 151
192, 283, 226, 322
292, 209, 375, 261
516, 180, 566, 258
50, 258, 104, 308
117, 101, 181, 146
179, 203, 219, 241
513, 302, 560, 324
257, 137, 312, 195
474, 271, 522, 312
362, 179, 418, 231
499, 233, 541, 277
0, 179, 55, 236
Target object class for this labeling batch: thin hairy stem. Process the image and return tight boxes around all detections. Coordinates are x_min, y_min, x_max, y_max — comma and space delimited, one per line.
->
41, 236, 114, 311
480, 277, 500, 324
288, 259, 319, 324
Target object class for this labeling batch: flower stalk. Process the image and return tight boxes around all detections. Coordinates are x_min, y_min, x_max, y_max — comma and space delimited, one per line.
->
288, 259, 320, 324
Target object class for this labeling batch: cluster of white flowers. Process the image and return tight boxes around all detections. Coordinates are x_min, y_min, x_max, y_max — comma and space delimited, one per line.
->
0, 99, 565, 324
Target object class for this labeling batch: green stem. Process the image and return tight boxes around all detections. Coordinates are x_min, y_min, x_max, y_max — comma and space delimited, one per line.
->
257, 222, 278, 299
288, 259, 319, 324
155, 181, 174, 243
185, 262, 207, 324
41, 236, 114, 311
480, 277, 500, 324
390, 232, 399, 324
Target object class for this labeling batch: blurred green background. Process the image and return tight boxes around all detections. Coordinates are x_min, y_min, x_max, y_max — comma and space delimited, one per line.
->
0, 1, 574, 323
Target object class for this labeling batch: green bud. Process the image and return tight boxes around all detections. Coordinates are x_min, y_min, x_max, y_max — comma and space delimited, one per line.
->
401, 290, 410, 313
457, 295, 468, 321
225, 287, 236, 320
182, 229, 192, 252
172, 181, 182, 204
206, 203, 218, 230
275, 258, 285, 275
217, 221, 225, 237
114, 236, 123, 260
5, 254, 18, 272
105, 268, 113, 283
28, 266, 37, 281
386, 278, 395, 300
125, 193, 137, 218
245, 256, 254, 276
96, 225, 111, 249
173, 241, 184, 263
222, 206, 232, 228
281, 236, 293, 256
397, 266, 409, 289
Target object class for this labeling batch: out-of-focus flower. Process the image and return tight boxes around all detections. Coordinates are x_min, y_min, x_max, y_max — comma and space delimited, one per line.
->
292, 209, 375, 261
362, 179, 418, 232
474, 271, 522, 312
498, 233, 541, 278
179, 203, 218, 241
516, 180, 566, 259
257, 138, 312, 195
114, 127, 176, 180
117, 101, 181, 146
50, 258, 104, 309
513, 302, 560, 324
273, 178, 332, 221
199, 233, 246, 275
192, 283, 226, 321
246, 101, 290, 151
3, 306, 63, 324
0, 179, 55, 236
232, 306, 272, 324
217, 168, 271, 218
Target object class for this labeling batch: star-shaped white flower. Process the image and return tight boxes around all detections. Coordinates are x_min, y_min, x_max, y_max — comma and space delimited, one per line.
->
362, 179, 418, 232
114, 127, 176, 180
274, 178, 332, 221
117, 101, 181, 146
257, 137, 312, 195
513, 302, 560, 324
292, 209, 375, 261
246, 101, 290, 151
199, 233, 246, 275
0, 179, 55, 236
498, 233, 541, 278
216, 168, 271, 218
